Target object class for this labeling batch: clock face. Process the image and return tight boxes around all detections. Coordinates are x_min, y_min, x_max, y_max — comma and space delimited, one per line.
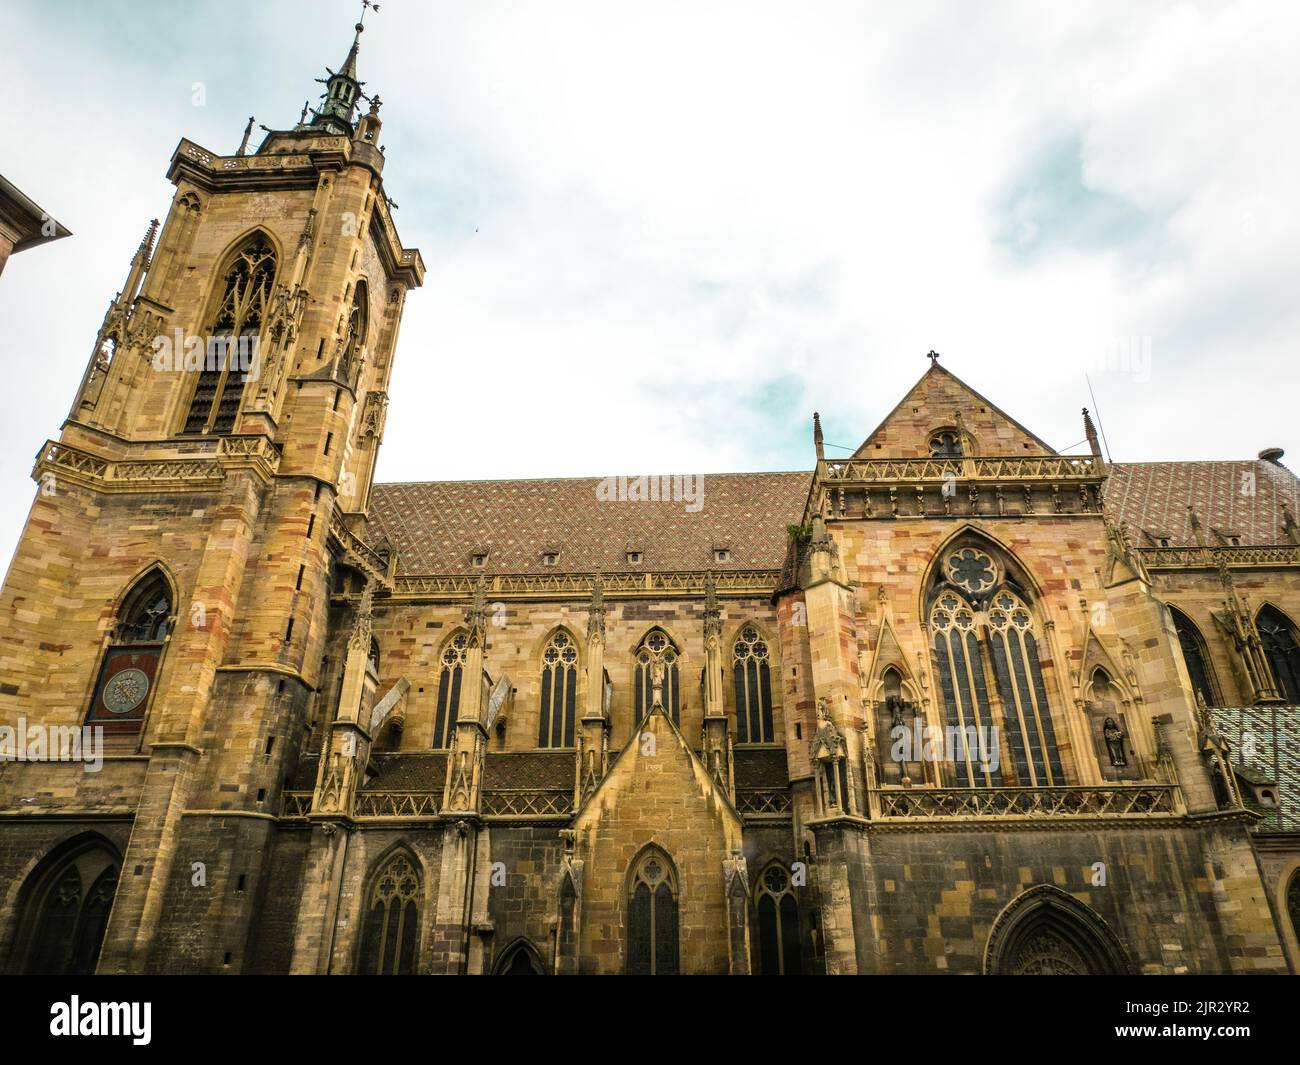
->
103, 668, 150, 715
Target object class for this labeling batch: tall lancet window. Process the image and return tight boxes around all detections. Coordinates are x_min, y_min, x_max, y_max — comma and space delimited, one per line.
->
357, 852, 421, 976
634, 629, 680, 725
755, 863, 803, 976
183, 235, 276, 435
1171, 608, 1218, 708
929, 544, 1063, 787
1257, 605, 1300, 703
733, 625, 775, 743
433, 632, 467, 750
537, 631, 578, 748
626, 848, 679, 976
86, 568, 174, 735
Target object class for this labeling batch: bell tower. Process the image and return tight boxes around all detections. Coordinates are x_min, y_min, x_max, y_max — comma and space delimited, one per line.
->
0, 12, 421, 973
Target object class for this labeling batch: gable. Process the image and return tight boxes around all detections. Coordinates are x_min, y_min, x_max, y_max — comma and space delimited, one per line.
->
852, 364, 1057, 459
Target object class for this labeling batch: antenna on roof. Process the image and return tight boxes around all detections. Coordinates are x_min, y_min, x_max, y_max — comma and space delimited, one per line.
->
1084, 374, 1113, 464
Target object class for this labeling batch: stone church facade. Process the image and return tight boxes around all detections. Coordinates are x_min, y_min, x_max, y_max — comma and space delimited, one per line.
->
2, 24, 1299, 976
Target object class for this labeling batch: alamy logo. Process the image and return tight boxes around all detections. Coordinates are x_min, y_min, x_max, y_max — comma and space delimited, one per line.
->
151, 328, 260, 382
0, 718, 103, 772
596, 474, 704, 513
49, 997, 151, 1045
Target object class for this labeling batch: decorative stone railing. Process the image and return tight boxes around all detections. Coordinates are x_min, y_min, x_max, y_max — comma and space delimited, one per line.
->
810, 455, 1105, 522
353, 791, 439, 818
1138, 544, 1300, 570
391, 569, 783, 601
280, 790, 313, 818
33, 436, 281, 493
735, 788, 793, 816
481, 789, 571, 817
278, 789, 439, 819
821, 455, 1103, 484
874, 783, 1179, 820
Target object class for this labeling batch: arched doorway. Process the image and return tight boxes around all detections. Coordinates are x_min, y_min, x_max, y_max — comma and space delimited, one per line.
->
9, 835, 120, 975
495, 939, 544, 975
984, 885, 1131, 975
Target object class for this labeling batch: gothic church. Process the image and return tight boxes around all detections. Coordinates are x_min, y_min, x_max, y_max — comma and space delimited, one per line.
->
2, 21, 1299, 976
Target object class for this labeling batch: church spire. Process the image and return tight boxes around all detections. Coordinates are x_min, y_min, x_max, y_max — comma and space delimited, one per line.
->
304, 3, 378, 135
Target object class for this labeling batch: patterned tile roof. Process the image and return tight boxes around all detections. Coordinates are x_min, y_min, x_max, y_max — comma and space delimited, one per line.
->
1211, 705, 1300, 834
1104, 459, 1300, 547
482, 752, 575, 790
367, 472, 812, 576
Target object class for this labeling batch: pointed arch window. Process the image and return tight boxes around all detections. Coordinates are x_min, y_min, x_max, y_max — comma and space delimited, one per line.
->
183, 235, 276, 435
537, 631, 578, 748
86, 569, 173, 734
1257, 606, 1300, 703
626, 849, 678, 975
357, 852, 420, 975
634, 628, 680, 725
433, 633, 467, 750
733, 626, 775, 743
1171, 608, 1218, 708
338, 279, 369, 383
929, 544, 1063, 788
13, 842, 119, 975
755, 864, 803, 975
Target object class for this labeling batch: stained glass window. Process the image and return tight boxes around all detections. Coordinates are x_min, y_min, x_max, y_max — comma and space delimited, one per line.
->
930, 546, 1063, 787
733, 626, 775, 743
538, 631, 578, 748
634, 628, 680, 725
1258, 606, 1300, 703
755, 864, 803, 975
358, 853, 420, 975
626, 849, 678, 975
183, 235, 275, 435
1171, 608, 1218, 708
433, 633, 467, 749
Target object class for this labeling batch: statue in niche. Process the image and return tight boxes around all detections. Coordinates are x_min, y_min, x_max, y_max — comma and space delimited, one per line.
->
1102, 717, 1127, 767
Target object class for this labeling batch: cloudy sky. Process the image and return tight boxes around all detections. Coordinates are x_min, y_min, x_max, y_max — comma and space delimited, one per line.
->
1, 0, 1297, 565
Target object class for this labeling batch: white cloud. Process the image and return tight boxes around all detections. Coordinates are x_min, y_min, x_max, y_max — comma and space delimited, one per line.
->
0, 0, 1297, 568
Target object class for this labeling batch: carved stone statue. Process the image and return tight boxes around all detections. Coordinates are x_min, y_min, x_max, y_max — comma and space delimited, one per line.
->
1103, 717, 1127, 767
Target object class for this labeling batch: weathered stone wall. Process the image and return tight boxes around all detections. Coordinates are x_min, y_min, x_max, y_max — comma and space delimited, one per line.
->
814, 819, 1288, 974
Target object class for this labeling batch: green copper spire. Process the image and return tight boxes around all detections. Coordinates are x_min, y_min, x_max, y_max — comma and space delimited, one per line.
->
302, 3, 379, 135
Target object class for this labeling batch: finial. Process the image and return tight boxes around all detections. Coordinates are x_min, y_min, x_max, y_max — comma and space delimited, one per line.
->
299, 100, 310, 124
813, 411, 824, 461
1188, 505, 1207, 548
926, 349, 940, 364
1083, 407, 1102, 458
236, 115, 255, 157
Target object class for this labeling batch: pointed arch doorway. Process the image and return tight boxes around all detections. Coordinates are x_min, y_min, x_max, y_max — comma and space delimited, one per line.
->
984, 885, 1131, 975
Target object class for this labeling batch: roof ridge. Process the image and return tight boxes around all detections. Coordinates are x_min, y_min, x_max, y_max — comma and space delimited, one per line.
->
372, 469, 814, 489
